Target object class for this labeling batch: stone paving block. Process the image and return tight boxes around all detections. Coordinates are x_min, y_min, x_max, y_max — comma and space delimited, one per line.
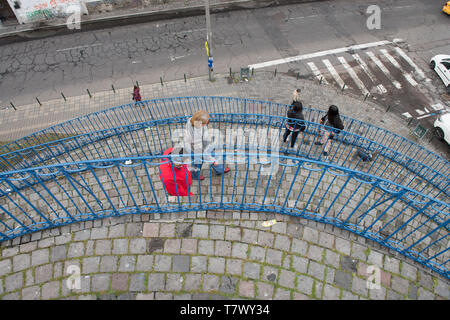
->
0, 278, 4, 295
85, 240, 94, 256
118, 256, 136, 272
351, 243, 367, 261
297, 274, 314, 295
92, 274, 111, 292
20, 242, 37, 253
417, 287, 434, 300
129, 239, 147, 254
303, 227, 319, 243
384, 256, 400, 274
0, 259, 12, 276
408, 284, 418, 300
135, 255, 153, 272
203, 274, 220, 292
112, 239, 129, 255
283, 255, 292, 269
164, 239, 181, 254
208, 257, 225, 274
100, 256, 118, 272
1, 292, 20, 300
243, 262, 261, 280
126, 223, 143, 237
82, 257, 100, 274
148, 273, 166, 291
315, 280, 323, 299
108, 224, 126, 238
324, 249, 340, 269
274, 234, 291, 252
38, 237, 55, 249
13, 254, 30, 272
266, 249, 283, 266
308, 261, 326, 280
180, 239, 197, 254
334, 270, 352, 291
341, 290, 359, 300
318, 232, 335, 249
78, 295, 96, 300
273, 287, 291, 300
367, 250, 383, 267
434, 279, 450, 299
279, 269, 296, 289
323, 284, 340, 300
2, 247, 18, 258
257, 231, 274, 247
151, 255, 172, 273
293, 292, 309, 300
226, 259, 242, 276
91, 227, 109, 240
220, 276, 238, 295
55, 233, 72, 245
22, 286, 41, 300
340, 256, 357, 273
25, 269, 34, 287
380, 269, 391, 287
95, 240, 112, 255
352, 276, 368, 297
74, 230, 91, 241
335, 237, 351, 255
198, 239, 215, 255
4, 272, 23, 292
292, 256, 308, 274
136, 293, 155, 300
210, 225, 225, 240
307, 245, 323, 262
248, 245, 265, 262
191, 256, 207, 273
400, 262, 417, 282
42, 281, 60, 299
31, 249, 49, 266
215, 241, 232, 257
231, 243, 248, 259
291, 239, 308, 255
239, 280, 255, 298
271, 221, 287, 234
111, 273, 129, 291
387, 289, 404, 300
173, 255, 190, 273
192, 224, 209, 238
418, 271, 433, 291
242, 229, 258, 244
225, 227, 241, 241
256, 282, 274, 299
160, 223, 176, 237
166, 273, 183, 291
176, 223, 193, 238
184, 274, 202, 291
391, 275, 409, 295
35, 264, 52, 284
143, 223, 159, 238
68, 242, 85, 258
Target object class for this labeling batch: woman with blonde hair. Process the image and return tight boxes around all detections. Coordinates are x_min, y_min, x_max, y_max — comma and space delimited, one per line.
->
183, 110, 231, 180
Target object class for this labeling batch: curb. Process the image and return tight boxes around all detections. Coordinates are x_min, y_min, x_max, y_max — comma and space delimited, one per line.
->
0, 0, 326, 43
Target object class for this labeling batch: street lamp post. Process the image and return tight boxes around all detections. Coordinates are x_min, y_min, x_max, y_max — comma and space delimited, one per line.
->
204, 0, 214, 81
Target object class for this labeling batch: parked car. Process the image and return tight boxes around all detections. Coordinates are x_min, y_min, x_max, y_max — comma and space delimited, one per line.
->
443, 1, 450, 15
430, 55, 450, 93
434, 112, 450, 144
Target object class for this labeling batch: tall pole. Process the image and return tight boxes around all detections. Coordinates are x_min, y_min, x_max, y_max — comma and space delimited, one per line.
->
205, 0, 214, 81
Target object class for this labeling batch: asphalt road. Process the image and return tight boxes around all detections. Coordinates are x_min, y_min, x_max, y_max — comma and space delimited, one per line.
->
0, 0, 449, 153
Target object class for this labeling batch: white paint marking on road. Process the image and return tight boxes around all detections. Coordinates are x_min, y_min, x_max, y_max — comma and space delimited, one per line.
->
417, 113, 435, 120
402, 112, 412, 118
337, 56, 369, 95
394, 47, 431, 81
306, 62, 329, 84
424, 107, 429, 113
288, 14, 319, 20
366, 51, 402, 89
56, 43, 102, 52
352, 53, 386, 94
248, 39, 403, 69
323, 59, 346, 89
169, 55, 186, 61
431, 103, 444, 111
380, 49, 418, 87
415, 109, 425, 115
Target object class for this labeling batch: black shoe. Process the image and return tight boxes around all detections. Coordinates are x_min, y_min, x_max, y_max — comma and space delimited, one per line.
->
315, 142, 323, 145
323, 151, 328, 156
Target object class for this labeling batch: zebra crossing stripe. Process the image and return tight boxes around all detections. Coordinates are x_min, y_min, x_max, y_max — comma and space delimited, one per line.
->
352, 53, 387, 94
338, 56, 369, 95
416, 109, 425, 115
380, 49, 418, 87
307, 62, 329, 84
402, 112, 412, 118
394, 47, 431, 81
323, 59, 346, 89
366, 51, 402, 89
431, 103, 444, 111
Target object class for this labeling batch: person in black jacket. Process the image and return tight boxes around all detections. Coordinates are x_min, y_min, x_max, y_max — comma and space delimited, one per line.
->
283, 101, 306, 148
315, 105, 344, 156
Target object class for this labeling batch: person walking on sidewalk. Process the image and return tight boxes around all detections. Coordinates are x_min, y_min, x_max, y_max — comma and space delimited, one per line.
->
183, 110, 231, 180
132, 85, 142, 105
315, 105, 344, 156
292, 88, 301, 104
159, 147, 193, 197
283, 101, 306, 149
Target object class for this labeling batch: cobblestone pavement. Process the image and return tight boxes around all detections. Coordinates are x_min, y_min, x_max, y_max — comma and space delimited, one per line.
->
0, 211, 448, 300
0, 71, 447, 160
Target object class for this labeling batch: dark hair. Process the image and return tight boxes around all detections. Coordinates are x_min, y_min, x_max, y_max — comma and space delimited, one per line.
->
327, 105, 344, 130
292, 101, 303, 113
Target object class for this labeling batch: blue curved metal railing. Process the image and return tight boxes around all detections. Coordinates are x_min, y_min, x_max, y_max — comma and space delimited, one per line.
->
0, 153, 448, 278
0, 114, 448, 199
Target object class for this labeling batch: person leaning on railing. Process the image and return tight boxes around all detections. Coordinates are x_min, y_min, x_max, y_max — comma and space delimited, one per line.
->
283, 101, 306, 149
183, 110, 231, 181
315, 105, 344, 156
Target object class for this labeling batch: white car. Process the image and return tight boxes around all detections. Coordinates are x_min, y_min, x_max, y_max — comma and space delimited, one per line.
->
434, 112, 450, 144
430, 55, 450, 93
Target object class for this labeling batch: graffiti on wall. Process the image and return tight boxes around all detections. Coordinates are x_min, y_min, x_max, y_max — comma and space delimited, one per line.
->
14, 0, 84, 23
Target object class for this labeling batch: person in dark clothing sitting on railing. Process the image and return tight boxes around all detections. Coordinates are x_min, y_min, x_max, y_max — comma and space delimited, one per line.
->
283, 101, 306, 149
315, 105, 344, 156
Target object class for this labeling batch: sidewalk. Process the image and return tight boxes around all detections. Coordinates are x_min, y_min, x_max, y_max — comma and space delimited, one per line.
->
0, 0, 315, 41
0, 71, 447, 160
